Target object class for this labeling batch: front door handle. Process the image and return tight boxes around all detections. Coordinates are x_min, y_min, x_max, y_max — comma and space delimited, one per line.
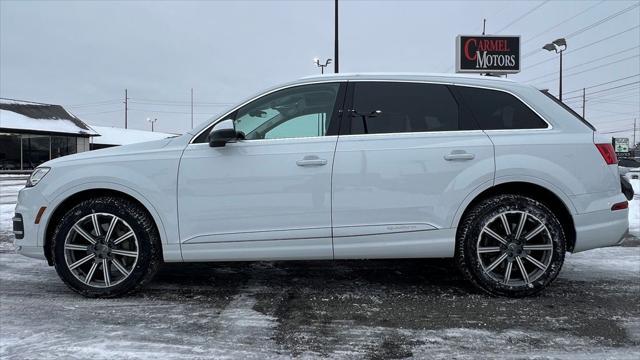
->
444, 151, 475, 161
296, 155, 327, 167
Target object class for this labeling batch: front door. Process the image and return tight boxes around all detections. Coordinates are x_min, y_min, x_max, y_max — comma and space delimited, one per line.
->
332, 81, 495, 259
179, 82, 346, 261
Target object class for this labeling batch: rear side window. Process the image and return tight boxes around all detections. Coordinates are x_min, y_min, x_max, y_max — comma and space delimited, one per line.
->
454, 86, 548, 130
349, 82, 477, 135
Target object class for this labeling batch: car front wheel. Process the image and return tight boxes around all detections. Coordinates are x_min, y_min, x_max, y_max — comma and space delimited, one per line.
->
51, 196, 162, 297
456, 194, 566, 297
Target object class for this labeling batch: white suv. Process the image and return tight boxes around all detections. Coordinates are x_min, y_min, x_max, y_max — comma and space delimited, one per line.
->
13, 73, 628, 298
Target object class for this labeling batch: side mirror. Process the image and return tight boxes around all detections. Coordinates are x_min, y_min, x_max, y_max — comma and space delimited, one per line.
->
208, 119, 239, 147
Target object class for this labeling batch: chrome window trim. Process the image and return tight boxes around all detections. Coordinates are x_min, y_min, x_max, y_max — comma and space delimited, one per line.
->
189, 78, 552, 143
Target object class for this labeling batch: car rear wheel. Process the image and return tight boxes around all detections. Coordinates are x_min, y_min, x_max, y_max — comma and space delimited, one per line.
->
456, 194, 566, 297
52, 196, 162, 297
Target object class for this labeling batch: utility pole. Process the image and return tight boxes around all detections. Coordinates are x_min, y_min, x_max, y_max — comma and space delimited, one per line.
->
334, 0, 339, 73
191, 88, 194, 129
582, 88, 586, 118
634, 118, 637, 148
124, 89, 128, 129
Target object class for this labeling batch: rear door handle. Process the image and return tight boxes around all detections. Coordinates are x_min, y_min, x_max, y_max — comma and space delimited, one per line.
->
296, 155, 327, 167
444, 151, 475, 161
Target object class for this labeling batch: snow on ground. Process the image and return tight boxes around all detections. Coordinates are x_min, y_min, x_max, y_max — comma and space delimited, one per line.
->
0, 178, 639, 359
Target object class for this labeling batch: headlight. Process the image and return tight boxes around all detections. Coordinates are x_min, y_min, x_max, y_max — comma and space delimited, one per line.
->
26, 167, 50, 187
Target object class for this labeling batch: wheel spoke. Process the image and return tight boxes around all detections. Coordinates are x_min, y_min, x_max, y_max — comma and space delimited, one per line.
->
102, 259, 111, 287
111, 258, 130, 277
104, 216, 118, 242
500, 214, 511, 235
84, 262, 98, 284
523, 244, 553, 251
65, 244, 88, 251
73, 224, 96, 245
515, 257, 530, 284
483, 228, 508, 245
91, 213, 101, 236
524, 224, 546, 241
69, 254, 95, 270
485, 253, 508, 272
503, 261, 513, 284
112, 231, 134, 246
525, 255, 548, 271
515, 212, 527, 240
478, 246, 502, 253
111, 249, 138, 258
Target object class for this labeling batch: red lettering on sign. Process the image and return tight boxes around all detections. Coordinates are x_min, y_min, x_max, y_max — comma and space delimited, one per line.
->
464, 38, 477, 61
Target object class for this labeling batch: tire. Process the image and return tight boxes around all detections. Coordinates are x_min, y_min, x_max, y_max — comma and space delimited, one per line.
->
51, 196, 162, 298
455, 194, 565, 297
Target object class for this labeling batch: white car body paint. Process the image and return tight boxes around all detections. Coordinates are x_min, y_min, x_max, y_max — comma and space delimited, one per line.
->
13, 73, 628, 263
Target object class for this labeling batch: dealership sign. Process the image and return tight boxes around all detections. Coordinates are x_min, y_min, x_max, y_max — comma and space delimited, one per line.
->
456, 35, 520, 74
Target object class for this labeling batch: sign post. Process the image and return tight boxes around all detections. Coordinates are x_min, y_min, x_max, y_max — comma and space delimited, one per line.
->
456, 35, 520, 74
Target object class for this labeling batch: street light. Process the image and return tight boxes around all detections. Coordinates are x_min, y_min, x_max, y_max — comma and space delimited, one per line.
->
313, 58, 332, 74
147, 117, 157, 132
543, 38, 567, 101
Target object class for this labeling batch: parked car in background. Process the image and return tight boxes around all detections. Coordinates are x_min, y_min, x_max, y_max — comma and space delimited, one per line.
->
13, 73, 628, 298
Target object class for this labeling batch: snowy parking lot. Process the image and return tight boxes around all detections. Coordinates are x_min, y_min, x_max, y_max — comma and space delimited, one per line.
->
1, 176, 639, 359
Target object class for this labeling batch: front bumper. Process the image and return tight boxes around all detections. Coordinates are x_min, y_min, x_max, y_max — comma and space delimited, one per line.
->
13, 187, 48, 260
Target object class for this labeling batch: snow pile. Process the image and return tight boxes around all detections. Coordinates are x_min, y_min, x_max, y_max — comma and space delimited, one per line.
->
90, 125, 176, 146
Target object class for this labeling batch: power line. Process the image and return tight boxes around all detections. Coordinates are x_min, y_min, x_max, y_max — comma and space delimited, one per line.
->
522, 1, 605, 45
129, 100, 232, 107
563, 81, 640, 100
564, 2, 639, 39
526, 54, 640, 83
495, 1, 550, 34
129, 97, 232, 105
524, 45, 639, 70
563, 74, 640, 95
521, 25, 640, 60
66, 99, 121, 108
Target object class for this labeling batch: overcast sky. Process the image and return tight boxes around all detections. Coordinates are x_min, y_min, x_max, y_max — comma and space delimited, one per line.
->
1, 0, 638, 140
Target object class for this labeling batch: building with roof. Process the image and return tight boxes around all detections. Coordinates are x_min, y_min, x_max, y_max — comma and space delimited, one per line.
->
0, 98, 180, 172
0, 98, 98, 172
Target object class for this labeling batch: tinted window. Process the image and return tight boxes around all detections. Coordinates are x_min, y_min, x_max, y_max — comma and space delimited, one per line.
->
194, 83, 340, 143
455, 86, 548, 130
350, 82, 474, 134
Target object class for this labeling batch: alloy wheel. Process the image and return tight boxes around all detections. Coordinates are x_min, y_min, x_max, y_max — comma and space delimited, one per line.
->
63, 212, 139, 288
476, 211, 554, 286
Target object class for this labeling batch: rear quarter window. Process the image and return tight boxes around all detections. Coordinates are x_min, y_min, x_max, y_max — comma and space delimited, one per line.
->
454, 86, 548, 130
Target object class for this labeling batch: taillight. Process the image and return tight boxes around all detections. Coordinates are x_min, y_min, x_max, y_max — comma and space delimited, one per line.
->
595, 143, 618, 165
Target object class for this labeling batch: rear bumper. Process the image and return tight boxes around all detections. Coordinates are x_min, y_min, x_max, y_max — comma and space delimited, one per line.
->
572, 206, 628, 253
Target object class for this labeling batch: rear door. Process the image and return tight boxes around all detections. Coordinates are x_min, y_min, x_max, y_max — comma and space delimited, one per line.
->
331, 81, 495, 259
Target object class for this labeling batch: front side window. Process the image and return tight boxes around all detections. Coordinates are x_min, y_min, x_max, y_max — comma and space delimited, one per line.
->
454, 86, 548, 130
349, 82, 473, 135
194, 83, 340, 143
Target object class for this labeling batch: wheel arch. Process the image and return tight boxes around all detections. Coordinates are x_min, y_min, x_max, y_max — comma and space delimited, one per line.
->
43, 187, 166, 265
455, 181, 577, 253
